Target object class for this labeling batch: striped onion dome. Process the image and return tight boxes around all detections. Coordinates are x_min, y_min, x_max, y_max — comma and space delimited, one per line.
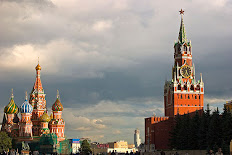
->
4, 89, 18, 114
40, 111, 51, 122
52, 90, 63, 111
52, 98, 63, 111
20, 91, 33, 114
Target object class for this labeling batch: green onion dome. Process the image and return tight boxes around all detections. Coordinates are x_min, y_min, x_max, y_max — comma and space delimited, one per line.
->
4, 90, 18, 114
40, 112, 51, 122
52, 98, 63, 111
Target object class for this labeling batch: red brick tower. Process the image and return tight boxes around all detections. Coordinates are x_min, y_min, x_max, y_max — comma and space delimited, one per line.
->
29, 60, 47, 136
145, 9, 204, 150
164, 9, 204, 117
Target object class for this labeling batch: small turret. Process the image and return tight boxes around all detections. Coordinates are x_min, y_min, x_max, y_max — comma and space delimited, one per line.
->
4, 89, 18, 114
193, 63, 195, 79
52, 90, 63, 112
200, 73, 203, 84
20, 91, 33, 114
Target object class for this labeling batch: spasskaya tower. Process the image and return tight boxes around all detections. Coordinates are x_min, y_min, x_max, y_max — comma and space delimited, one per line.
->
164, 9, 204, 117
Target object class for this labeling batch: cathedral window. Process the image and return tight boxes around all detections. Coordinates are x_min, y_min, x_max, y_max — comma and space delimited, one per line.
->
195, 95, 197, 99
191, 85, 194, 90
188, 95, 190, 99
184, 46, 187, 51
181, 95, 182, 99
184, 85, 187, 90
178, 85, 181, 90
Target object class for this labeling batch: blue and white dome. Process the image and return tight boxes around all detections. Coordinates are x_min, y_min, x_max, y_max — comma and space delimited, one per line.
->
20, 92, 33, 114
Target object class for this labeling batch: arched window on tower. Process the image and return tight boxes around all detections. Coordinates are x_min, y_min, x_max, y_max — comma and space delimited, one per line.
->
191, 85, 194, 91
184, 85, 187, 90
188, 95, 190, 99
178, 84, 181, 90
184, 46, 187, 51
181, 95, 182, 99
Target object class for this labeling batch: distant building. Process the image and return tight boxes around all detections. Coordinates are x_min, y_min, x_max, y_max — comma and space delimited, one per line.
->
91, 141, 137, 154
108, 140, 137, 153
134, 128, 141, 148
225, 100, 232, 112
91, 143, 109, 155
69, 139, 81, 154
128, 144, 135, 149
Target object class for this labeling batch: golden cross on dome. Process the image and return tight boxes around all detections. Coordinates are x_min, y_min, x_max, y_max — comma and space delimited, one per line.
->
179, 9, 184, 15
11, 88, 14, 98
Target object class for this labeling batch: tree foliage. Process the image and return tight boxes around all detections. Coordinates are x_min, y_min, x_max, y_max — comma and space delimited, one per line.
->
170, 107, 232, 152
80, 139, 92, 155
0, 131, 12, 153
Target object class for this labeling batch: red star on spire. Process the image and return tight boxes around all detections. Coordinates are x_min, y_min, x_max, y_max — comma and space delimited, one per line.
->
179, 9, 184, 15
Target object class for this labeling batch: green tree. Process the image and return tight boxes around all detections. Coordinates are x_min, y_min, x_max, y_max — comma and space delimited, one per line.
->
80, 140, 92, 155
169, 113, 182, 149
221, 107, 232, 154
0, 131, 12, 153
179, 113, 191, 149
189, 111, 200, 149
198, 110, 210, 149
207, 108, 222, 149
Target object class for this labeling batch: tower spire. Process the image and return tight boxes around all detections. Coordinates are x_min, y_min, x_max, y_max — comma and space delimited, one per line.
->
200, 73, 203, 84
174, 71, 177, 84
57, 90, 60, 100
25, 91, 28, 101
178, 9, 187, 43
11, 88, 14, 99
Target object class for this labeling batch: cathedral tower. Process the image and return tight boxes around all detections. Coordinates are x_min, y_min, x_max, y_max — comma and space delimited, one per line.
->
39, 111, 51, 136
49, 90, 65, 142
164, 9, 204, 117
30, 61, 47, 136
19, 92, 33, 139
2, 89, 19, 137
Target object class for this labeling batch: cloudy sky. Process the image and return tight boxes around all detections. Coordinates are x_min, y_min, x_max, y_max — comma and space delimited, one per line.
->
0, 0, 232, 144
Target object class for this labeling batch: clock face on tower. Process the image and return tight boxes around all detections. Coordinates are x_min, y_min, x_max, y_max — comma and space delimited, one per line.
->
181, 65, 192, 78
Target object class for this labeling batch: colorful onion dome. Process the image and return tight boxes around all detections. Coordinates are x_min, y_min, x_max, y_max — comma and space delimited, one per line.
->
35, 58, 41, 70
20, 91, 33, 114
52, 90, 63, 111
35, 63, 41, 70
4, 89, 18, 114
40, 111, 51, 122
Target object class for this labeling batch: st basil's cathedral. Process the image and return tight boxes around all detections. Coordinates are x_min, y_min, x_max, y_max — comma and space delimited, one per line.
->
1, 62, 65, 143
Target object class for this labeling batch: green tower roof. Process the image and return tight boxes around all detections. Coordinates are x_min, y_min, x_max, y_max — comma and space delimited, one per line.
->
178, 9, 187, 43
